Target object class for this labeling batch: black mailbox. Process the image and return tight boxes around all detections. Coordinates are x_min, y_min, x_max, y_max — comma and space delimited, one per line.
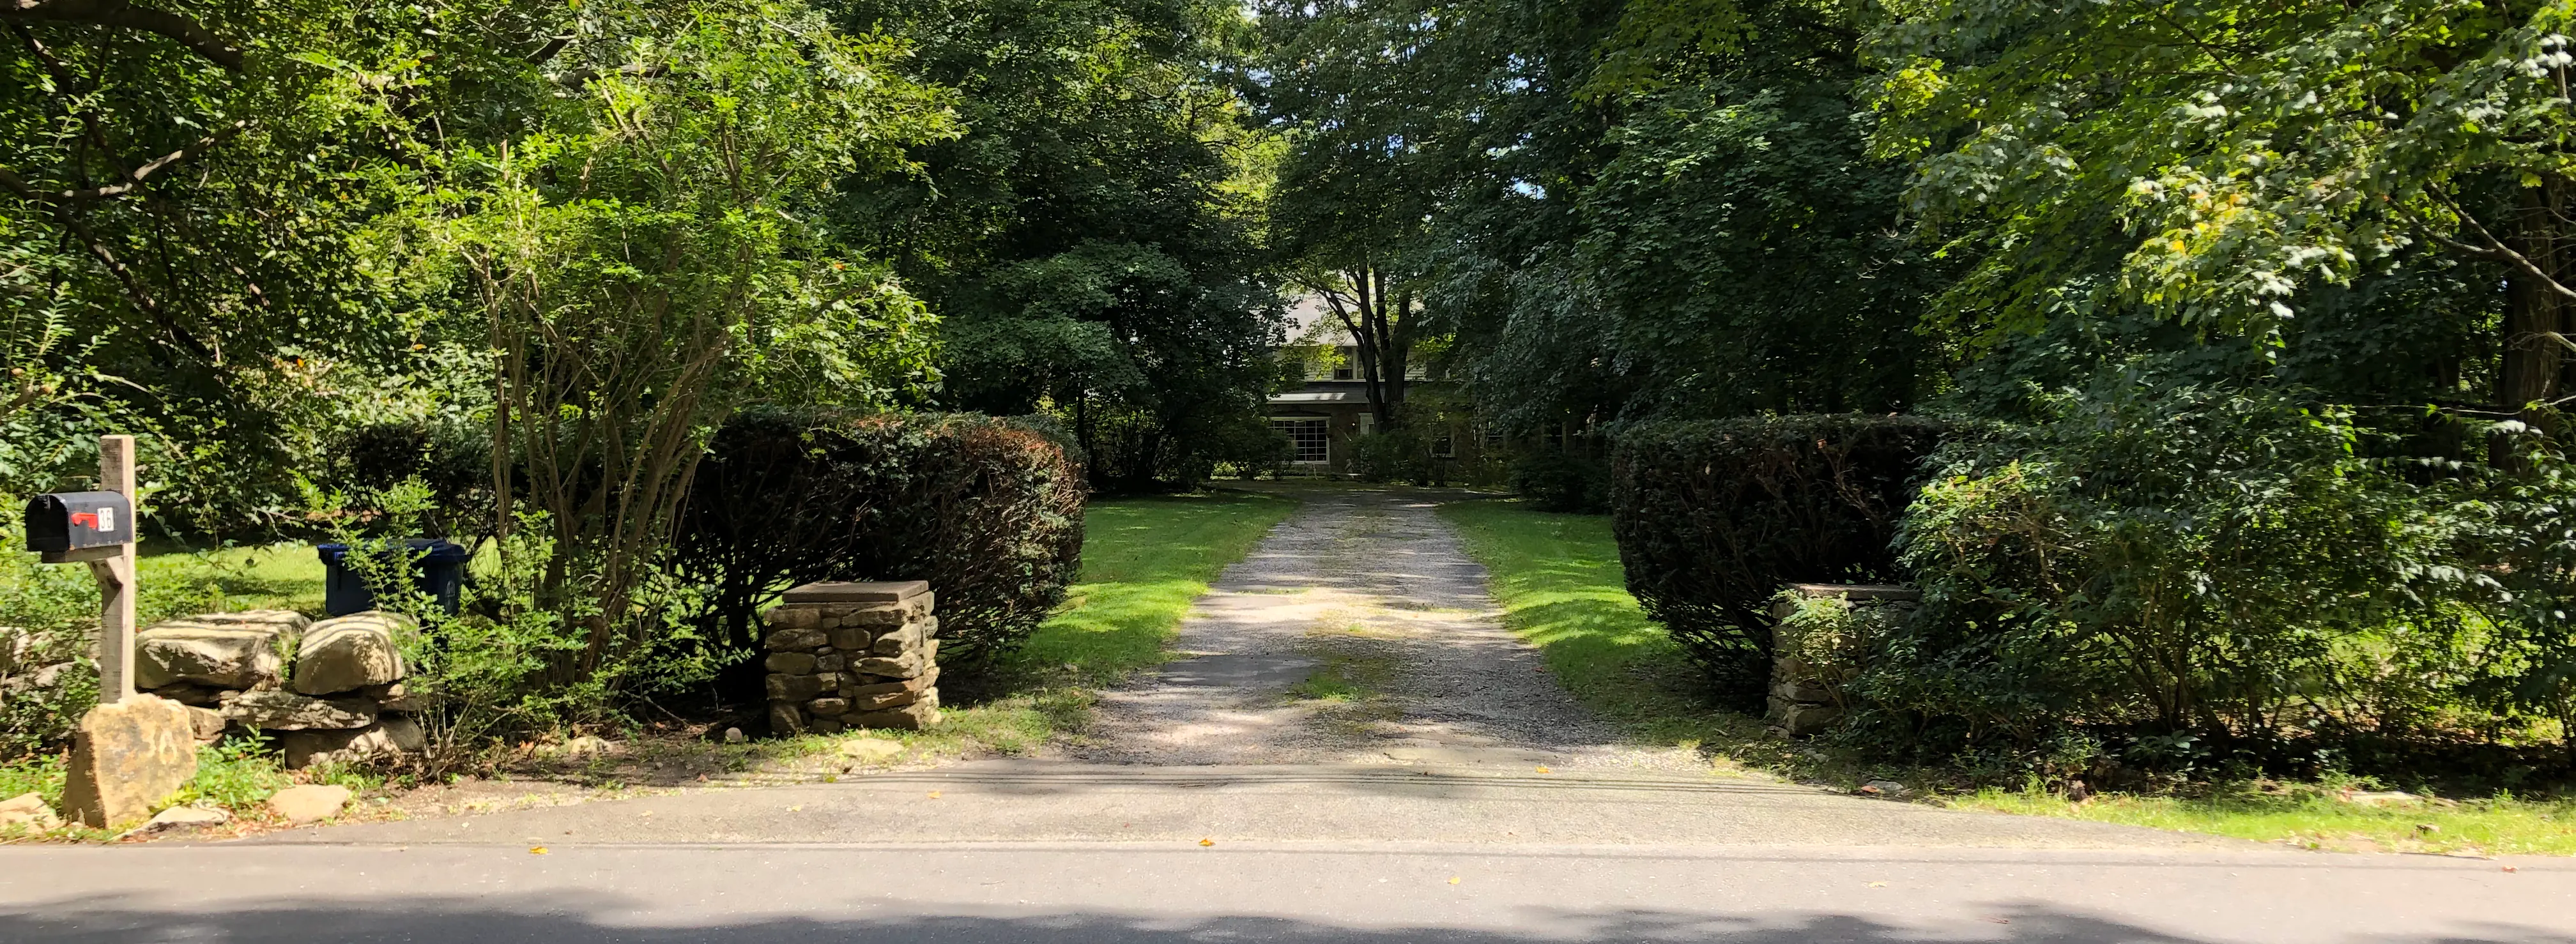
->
24, 491, 134, 552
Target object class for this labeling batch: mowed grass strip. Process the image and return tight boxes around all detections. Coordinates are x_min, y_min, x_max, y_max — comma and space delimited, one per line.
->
1435, 499, 1772, 756
1437, 497, 2576, 855
1008, 489, 1301, 683
1953, 786, 2576, 856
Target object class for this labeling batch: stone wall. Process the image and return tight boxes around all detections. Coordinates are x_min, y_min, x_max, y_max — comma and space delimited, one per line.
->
1766, 584, 1917, 738
762, 581, 942, 735
132, 609, 426, 767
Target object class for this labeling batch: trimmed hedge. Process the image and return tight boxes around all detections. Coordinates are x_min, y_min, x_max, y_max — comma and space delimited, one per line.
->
671, 408, 1086, 671
1609, 415, 1945, 707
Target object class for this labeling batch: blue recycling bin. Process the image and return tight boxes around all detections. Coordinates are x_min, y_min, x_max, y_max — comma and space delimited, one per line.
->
317, 539, 469, 616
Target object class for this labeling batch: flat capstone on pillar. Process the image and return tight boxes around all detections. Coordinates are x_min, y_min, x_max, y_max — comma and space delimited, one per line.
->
760, 581, 940, 736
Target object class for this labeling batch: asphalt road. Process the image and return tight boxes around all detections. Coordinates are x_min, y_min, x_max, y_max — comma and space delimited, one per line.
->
236, 761, 2229, 849
2, 841, 2568, 943
3, 762, 2570, 943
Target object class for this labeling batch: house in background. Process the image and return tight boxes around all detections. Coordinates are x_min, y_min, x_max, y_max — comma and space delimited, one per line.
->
1265, 296, 1483, 475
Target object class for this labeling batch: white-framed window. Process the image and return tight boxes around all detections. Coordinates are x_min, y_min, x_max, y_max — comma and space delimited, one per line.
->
1271, 418, 1330, 463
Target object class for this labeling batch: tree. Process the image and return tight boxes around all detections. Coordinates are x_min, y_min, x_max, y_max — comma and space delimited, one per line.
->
1251, 0, 1452, 429
1869, 0, 2576, 438
823, 0, 1285, 491
421, 0, 949, 673
1294, 262, 1414, 427
1254, 0, 1950, 436
0, 0, 519, 530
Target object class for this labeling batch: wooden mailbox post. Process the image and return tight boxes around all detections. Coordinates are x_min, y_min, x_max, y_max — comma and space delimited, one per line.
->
35, 435, 196, 828
29, 435, 140, 703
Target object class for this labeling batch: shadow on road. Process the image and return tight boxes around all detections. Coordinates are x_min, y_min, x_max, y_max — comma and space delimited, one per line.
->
3, 894, 2569, 944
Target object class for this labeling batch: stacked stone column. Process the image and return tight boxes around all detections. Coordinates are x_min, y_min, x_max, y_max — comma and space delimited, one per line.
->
1766, 583, 1917, 738
762, 581, 941, 735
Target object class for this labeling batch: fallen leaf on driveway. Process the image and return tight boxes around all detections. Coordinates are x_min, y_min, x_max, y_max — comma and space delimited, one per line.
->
1448, 877, 1461, 885
928, 791, 942, 799
1199, 838, 1215, 847
528, 846, 549, 855
1535, 766, 1551, 773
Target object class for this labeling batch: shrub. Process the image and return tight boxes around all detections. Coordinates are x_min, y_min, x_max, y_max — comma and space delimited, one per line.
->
1507, 448, 1609, 513
0, 517, 99, 761
326, 422, 493, 542
1349, 429, 1452, 485
671, 408, 1087, 671
1770, 590, 1910, 719
1609, 414, 1945, 706
1853, 377, 2526, 774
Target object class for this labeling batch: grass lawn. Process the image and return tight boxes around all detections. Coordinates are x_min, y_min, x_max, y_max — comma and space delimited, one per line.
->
1435, 499, 1801, 775
136, 540, 332, 618
1006, 489, 1301, 684
4, 489, 1299, 841
1436, 496, 2576, 856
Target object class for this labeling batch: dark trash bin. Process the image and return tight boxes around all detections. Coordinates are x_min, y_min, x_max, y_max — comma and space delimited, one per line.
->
317, 539, 470, 616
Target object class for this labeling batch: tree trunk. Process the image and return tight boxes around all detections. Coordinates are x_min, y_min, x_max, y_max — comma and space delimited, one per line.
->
2497, 184, 2571, 461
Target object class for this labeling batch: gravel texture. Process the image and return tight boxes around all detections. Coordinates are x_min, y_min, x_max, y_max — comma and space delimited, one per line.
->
1078, 485, 1701, 772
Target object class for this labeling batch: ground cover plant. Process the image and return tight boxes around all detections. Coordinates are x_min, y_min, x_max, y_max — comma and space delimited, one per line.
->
1440, 495, 2576, 853
0, 487, 1294, 841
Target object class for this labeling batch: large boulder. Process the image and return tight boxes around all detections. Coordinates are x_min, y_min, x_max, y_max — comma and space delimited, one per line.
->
134, 611, 307, 690
59, 695, 199, 828
221, 689, 378, 731
292, 612, 411, 696
280, 716, 424, 769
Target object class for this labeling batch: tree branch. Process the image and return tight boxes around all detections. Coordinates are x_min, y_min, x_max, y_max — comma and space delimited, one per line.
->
0, 163, 211, 359
553, 62, 670, 88
1, 0, 242, 71
2429, 197, 2576, 302
43, 121, 246, 201
525, 34, 570, 65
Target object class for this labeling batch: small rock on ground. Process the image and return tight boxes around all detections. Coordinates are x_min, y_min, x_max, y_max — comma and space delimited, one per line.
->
838, 738, 904, 761
0, 792, 60, 832
267, 784, 353, 824
119, 804, 227, 839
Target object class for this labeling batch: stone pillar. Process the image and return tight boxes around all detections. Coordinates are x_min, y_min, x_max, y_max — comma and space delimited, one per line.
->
1766, 583, 1917, 738
760, 581, 940, 736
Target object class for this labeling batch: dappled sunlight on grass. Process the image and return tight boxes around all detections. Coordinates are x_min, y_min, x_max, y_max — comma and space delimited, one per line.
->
1005, 491, 1301, 685
1438, 500, 1777, 759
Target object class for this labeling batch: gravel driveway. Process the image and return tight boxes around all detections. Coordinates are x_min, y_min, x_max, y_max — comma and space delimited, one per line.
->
1077, 484, 1699, 772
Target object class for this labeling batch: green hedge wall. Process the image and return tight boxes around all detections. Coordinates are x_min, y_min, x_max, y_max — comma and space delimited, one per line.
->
1609, 415, 1945, 707
672, 408, 1087, 671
